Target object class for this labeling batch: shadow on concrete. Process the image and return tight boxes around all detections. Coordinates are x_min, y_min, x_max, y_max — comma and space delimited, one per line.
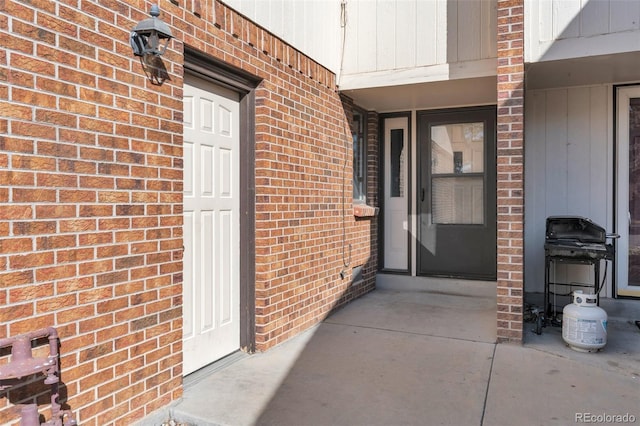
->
161, 276, 639, 426
167, 277, 501, 426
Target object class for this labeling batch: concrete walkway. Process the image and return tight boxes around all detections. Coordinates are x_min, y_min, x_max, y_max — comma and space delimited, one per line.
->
141, 277, 640, 426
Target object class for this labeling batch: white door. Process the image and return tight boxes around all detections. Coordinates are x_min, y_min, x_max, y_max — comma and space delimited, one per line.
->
183, 74, 241, 374
616, 86, 640, 297
383, 117, 409, 270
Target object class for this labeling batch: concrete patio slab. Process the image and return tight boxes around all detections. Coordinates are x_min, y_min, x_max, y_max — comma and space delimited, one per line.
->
484, 343, 639, 426
136, 277, 640, 426
328, 277, 497, 344
256, 323, 494, 426
524, 316, 640, 378
167, 326, 317, 426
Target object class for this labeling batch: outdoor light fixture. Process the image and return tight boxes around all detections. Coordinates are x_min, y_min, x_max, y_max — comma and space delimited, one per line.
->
130, 4, 173, 85
130, 4, 173, 57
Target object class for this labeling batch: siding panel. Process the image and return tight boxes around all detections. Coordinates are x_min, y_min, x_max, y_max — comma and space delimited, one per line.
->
580, 0, 610, 37
567, 87, 591, 215
458, 0, 481, 61
295, 1, 307, 57
529, 0, 640, 62
223, 0, 499, 79
282, 0, 295, 42
436, 0, 448, 64
222, 0, 341, 72
589, 86, 609, 223
524, 91, 548, 296
396, 0, 416, 69
377, 0, 396, 70
447, 0, 459, 63
610, 0, 640, 33
481, 0, 497, 58
545, 89, 569, 214
553, 0, 581, 39
525, 86, 612, 294
341, 0, 495, 77
357, 0, 377, 72
538, 0, 554, 41
416, 0, 439, 66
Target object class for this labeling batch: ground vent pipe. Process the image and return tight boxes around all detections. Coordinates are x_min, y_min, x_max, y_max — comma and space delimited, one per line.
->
0, 327, 76, 426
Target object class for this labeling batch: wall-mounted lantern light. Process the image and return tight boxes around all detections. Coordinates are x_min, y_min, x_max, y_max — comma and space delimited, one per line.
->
130, 5, 173, 57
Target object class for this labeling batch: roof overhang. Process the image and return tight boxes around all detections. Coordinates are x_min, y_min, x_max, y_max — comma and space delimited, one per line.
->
339, 75, 498, 113
338, 58, 497, 112
526, 51, 640, 90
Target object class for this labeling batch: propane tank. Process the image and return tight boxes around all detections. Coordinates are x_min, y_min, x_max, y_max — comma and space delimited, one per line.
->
562, 290, 607, 352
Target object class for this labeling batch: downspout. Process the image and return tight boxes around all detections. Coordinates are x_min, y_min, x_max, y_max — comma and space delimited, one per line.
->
337, 0, 348, 88
339, 0, 352, 279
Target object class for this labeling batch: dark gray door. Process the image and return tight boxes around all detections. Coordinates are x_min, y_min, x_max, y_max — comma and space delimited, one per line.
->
417, 106, 496, 279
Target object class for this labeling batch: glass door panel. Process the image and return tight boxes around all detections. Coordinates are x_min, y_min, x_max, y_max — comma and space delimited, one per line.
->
627, 98, 640, 286
430, 122, 485, 225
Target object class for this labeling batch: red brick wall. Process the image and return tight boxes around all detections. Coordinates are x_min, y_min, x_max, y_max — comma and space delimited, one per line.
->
496, 0, 525, 342
0, 0, 375, 424
335, 97, 379, 309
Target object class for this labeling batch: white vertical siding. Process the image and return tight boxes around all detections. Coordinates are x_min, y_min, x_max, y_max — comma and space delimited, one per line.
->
609, 0, 640, 33
552, 0, 580, 39
435, 0, 448, 65
222, 0, 497, 85
415, 0, 442, 66
355, 0, 377, 72
395, 0, 416, 69
376, 0, 396, 70
524, 86, 613, 295
458, 0, 482, 61
532, 0, 640, 41
342, 0, 496, 77
526, 0, 640, 62
223, 0, 342, 73
446, 0, 458, 63
580, 0, 609, 37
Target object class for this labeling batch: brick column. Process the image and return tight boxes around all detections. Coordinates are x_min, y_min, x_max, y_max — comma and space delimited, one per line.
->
496, 0, 525, 342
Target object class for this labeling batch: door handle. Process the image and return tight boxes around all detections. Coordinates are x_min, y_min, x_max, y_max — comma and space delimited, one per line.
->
421, 188, 425, 202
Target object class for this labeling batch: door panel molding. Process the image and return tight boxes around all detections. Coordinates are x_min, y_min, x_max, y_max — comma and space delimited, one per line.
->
183, 74, 241, 374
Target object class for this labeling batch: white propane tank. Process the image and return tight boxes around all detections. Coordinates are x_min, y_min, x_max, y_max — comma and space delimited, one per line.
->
562, 291, 607, 352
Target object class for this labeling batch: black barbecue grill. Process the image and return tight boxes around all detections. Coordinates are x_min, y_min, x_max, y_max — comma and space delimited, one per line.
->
544, 216, 617, 321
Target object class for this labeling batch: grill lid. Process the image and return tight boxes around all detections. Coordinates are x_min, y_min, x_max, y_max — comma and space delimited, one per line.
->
545, 216, 606, 244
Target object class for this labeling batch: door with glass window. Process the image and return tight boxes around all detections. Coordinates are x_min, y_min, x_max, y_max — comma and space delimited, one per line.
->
417, 107, 496, 279
616, 86, 640, 297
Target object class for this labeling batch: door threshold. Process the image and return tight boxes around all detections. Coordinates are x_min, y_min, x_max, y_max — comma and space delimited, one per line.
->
183, 350, 248, 388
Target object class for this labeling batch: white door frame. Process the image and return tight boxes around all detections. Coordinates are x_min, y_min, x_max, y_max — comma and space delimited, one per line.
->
616, 85, 640, 297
